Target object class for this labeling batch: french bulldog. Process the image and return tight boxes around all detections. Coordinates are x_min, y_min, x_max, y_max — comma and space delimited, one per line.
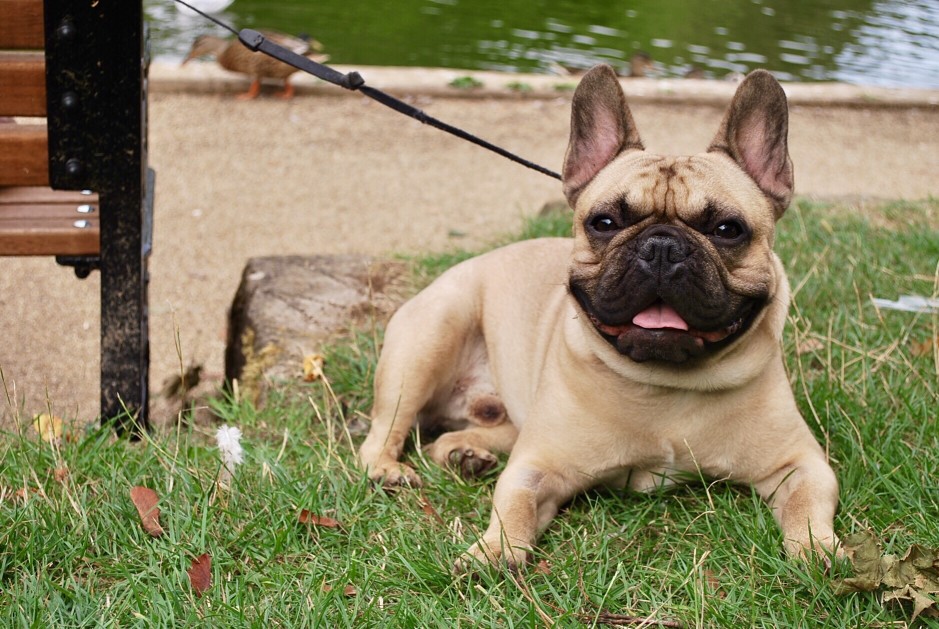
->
359, 65, 840, 568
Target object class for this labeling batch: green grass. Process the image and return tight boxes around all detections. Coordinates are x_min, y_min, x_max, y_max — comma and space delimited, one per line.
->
1, 199, 937, 627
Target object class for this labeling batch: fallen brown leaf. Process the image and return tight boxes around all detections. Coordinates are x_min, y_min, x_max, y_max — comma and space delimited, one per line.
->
188, 553, 212, 597
910, 336, 939, 357
33, 413, 63, 443
53, 467, 69, 483
835, 531, 939, 621
298, 509, 342, 529
534, 559, 552, 575
302, 354, 325, 382
703, 568, 726, 599
419, 493, 446, 526
322, 583, 357, 596
129, 486, 164, 537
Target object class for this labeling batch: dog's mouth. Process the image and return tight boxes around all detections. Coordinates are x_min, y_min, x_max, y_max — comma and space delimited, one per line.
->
576, 294, 760, 363
589, 302, 747, 343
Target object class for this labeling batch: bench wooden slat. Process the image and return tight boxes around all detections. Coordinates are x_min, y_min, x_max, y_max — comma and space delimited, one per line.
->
0, 0, 45, 50
0, 221, 98, 255
0, 123, 48, 185
0, 186, 99, 255
0, 51, 45, 116
0, 201, 95, 220
0, 186, 94, 203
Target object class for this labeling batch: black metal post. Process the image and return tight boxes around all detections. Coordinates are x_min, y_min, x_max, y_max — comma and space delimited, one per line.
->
44, 0, 152, 434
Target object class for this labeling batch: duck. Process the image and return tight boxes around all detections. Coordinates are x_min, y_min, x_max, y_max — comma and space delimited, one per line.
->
552, 51, 656, 79
182, 31, 329, 99
620, 51, 655, 77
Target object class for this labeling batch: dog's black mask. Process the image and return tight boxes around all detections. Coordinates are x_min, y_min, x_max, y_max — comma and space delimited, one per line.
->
570, 224, 767, 364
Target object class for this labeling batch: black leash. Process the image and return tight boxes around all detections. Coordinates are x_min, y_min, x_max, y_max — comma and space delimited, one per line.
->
173, 0, 562, 180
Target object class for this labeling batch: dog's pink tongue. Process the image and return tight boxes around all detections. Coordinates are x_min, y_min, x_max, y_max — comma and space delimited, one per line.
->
632, 303, 689, 331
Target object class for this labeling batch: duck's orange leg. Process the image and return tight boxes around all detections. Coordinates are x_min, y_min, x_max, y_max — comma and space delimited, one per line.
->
236, 79, 262, 100
275, 80, 295, 100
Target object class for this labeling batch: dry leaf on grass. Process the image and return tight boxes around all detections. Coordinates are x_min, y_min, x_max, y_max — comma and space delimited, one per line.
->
302, 354, 325, 382
188, 553, 212, 597
33, 413, 63, 443
703, 569, 725, 596
129, 486, 164, 537
53, 467, 69, 483
835, 531, 939, 620
534, 559, 552, 575
3, 486, 37, 503
322, 583, 358, 596
910, 336, 939, 357
298, 509, 342, 529
419, 493, 446, 526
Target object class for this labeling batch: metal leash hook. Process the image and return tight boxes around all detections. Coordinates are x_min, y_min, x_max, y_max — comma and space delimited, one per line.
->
173, 0, 562, 180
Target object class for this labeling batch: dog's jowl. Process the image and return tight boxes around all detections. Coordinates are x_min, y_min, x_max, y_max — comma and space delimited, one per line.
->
359, 65, 840, 569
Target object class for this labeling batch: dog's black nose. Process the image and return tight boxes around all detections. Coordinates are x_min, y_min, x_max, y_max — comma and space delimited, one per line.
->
637, 225, 688, 276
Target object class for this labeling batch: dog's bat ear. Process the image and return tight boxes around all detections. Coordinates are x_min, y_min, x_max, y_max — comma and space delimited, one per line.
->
562, 64, 644, 207
708, 70, 794, 218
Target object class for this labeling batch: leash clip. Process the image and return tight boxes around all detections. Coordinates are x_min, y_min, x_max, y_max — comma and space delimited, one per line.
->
238, 28, 264, 52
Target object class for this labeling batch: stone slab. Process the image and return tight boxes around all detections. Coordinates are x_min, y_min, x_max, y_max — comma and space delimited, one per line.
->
225, 254, 406, 405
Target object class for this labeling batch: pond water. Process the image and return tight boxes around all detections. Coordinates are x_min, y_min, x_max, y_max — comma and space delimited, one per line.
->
146, 0, 939, 89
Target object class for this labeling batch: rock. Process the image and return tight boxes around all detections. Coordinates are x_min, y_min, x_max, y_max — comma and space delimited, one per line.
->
225, 255, 407, 406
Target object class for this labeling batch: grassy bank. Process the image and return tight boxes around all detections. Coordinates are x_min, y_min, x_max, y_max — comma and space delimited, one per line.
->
1, 199, 937, 627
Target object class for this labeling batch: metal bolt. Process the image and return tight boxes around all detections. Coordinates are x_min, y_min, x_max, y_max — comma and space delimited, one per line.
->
56, 20, 76, 41
73, 220, 92, 229
76, 204, 95, 214
65, 159, 83, 176
62, 91, 79, 110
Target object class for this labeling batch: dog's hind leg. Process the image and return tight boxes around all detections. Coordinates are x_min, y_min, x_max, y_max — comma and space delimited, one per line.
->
358, 286, 482, 487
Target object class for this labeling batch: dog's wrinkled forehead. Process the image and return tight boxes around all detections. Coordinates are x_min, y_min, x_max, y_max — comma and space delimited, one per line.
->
563, 65, 794, 225
574, 149, 775, 230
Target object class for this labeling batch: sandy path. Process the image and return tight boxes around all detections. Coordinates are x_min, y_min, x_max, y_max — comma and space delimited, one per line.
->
1, 83, 937, 425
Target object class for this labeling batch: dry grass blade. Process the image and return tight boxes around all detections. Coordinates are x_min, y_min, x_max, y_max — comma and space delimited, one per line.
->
590, 611, 684, 627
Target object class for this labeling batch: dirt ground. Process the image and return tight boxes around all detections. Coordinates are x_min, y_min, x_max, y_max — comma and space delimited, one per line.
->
1, 66, 938, 427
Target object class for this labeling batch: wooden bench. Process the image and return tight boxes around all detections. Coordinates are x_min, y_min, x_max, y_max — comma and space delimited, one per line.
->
0, 0, 154, 433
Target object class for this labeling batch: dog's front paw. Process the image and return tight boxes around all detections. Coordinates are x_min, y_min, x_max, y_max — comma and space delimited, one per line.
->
785, 532, 845, 568
454, 537, 531, 574
367, 461, 423, 488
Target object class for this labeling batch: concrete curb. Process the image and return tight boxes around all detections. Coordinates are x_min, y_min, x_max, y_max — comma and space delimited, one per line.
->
151, 62, 939, 109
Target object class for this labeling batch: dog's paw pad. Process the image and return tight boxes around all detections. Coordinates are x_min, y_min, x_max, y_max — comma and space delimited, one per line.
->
448, 447, 498, 478
454, 539, 529, 574
368, 462, 423, 488
785, 533, 844, 570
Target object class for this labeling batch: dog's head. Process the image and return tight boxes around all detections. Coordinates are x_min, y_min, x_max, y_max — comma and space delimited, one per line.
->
564, 65, 793, 371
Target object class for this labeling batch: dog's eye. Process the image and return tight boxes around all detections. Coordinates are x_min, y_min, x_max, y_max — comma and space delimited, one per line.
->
712, 221, 744, 241
588, 214, 621, 235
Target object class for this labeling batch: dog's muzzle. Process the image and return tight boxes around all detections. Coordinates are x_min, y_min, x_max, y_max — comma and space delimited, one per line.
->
570, 225, 765, 363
